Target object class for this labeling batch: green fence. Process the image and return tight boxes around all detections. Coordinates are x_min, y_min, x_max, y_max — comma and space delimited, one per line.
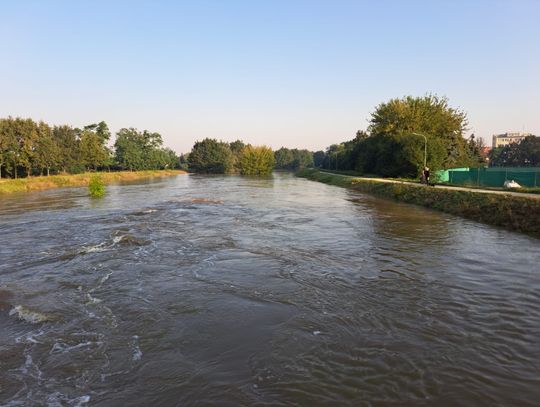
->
440, 167, 540, 188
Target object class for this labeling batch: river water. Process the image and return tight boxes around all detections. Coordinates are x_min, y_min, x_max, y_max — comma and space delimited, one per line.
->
0, 172, 539, 406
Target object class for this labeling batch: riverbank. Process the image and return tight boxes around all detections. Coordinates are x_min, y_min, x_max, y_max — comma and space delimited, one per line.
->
297, 169, 540, 237
0, 170, 186, 194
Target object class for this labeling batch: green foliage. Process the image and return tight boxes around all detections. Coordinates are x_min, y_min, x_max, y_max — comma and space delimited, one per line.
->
489, 136, 540, 167
368, 94, 473, 170
313, 151, 325, 167
239, 145, 275, 175
319, 95, 475, 177
88, 175, 105, 198
188, 138, 234, 173
113, 128, 176, 171
274, 147, 314, 170
0, 117, 179, 179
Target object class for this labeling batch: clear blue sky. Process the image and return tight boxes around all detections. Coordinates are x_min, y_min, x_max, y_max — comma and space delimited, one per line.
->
1, 0, 539, 152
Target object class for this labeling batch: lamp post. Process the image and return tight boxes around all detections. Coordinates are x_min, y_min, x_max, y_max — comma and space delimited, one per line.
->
412, 132, 428, 168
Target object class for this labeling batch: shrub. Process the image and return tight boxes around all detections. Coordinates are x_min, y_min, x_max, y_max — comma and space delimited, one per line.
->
88, 175, 105, 198
240, 145, 275, 175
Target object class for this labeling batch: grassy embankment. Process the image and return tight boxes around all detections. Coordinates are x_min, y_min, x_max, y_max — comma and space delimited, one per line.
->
297, 169, 540, 238
0, 170, 185, 194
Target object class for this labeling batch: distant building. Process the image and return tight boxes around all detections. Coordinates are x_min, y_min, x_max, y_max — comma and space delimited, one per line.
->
492, 132, 533, 148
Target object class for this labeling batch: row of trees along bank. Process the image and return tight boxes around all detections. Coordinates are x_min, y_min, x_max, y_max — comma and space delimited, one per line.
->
0, 117, 180, 178
317, 95, 485, 178
187, 138, 315, 174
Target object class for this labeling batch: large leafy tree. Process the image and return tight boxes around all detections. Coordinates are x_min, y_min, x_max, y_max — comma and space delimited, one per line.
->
114, 128, 146, 170
367, 94, 473, 173
34, 121, 60, 176
0, 118, 18, 178
0, 117, 39, 177
79, 129, 110, 170
114, 128, 177, 170
52, 125, 80, 173
188, 138, 234, 173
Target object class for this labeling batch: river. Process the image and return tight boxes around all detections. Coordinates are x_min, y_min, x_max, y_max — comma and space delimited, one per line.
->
0, 172, 539, 406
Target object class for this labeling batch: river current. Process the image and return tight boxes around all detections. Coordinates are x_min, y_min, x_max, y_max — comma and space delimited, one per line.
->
0, 172, 539, 406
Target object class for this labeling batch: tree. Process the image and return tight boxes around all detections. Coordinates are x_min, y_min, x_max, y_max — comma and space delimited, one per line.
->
368, 94, 472, 172
239, 145, 275, 175
274, 147, 314, 170
114, 128, 145, 171
79, 129, 109, 170
0, 117, 39, 178
188, 138, 234, 173
34, 121, 60, 176
274, 147, 295, 169
0, 118, 18, 178
313, 150, 325, 168
230, 139, 246, 170
52, 125, 80, 173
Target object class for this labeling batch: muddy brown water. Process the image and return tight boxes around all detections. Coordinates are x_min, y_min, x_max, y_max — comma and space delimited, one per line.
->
0, 173, 539, 406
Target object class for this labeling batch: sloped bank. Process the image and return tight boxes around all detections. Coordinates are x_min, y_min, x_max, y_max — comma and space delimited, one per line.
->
297, 169, 540, 238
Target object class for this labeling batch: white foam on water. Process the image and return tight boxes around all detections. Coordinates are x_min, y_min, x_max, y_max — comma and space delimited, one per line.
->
15, 329, 45, 344
132, 335, 142, 361
99, 272, 113, 285
82, 241, 108, 253
46, 392, 90, 407
50, 341, 103, 355
85, 293, 102, 305
9, 305, 54, 324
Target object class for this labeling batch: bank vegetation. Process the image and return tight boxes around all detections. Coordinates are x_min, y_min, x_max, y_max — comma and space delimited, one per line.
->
0, 170, 184, 194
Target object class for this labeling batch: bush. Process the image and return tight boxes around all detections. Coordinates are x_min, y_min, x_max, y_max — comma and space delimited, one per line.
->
88, 175, 105, 198
188, 138, 234, 173
240, 145, 275, 175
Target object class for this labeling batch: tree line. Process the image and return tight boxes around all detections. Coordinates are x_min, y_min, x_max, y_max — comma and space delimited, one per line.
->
6, 94, 526, 180
0, 117, 180, 178
186, 138, 317, 175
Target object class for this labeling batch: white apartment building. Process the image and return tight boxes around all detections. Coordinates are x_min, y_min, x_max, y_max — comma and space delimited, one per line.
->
491, 132, 533, 148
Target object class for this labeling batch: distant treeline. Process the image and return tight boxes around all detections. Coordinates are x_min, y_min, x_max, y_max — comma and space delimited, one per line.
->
186, 138, 316, 175
489, 136, 540, 167
6, 93, 524, 180
0, 117, 180, 178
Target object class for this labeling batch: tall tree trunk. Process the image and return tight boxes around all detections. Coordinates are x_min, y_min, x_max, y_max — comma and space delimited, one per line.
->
47, 167, 50, 176
14, 166, 18, 179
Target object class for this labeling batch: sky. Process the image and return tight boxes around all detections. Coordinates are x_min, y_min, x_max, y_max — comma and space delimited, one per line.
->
1, 0, 539, 153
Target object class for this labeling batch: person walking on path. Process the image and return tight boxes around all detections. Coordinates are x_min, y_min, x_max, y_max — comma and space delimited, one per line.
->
422, 167, 430, 185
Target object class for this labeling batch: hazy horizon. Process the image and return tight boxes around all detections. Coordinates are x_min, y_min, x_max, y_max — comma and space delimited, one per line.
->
2, 0, 539, 153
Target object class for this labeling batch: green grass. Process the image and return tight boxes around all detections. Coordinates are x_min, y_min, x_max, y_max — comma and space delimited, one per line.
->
318, 169, 418, 183
297, 169, 540, 238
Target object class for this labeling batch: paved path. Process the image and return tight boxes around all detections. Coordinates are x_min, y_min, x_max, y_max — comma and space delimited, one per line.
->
319, 171, 540, 200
